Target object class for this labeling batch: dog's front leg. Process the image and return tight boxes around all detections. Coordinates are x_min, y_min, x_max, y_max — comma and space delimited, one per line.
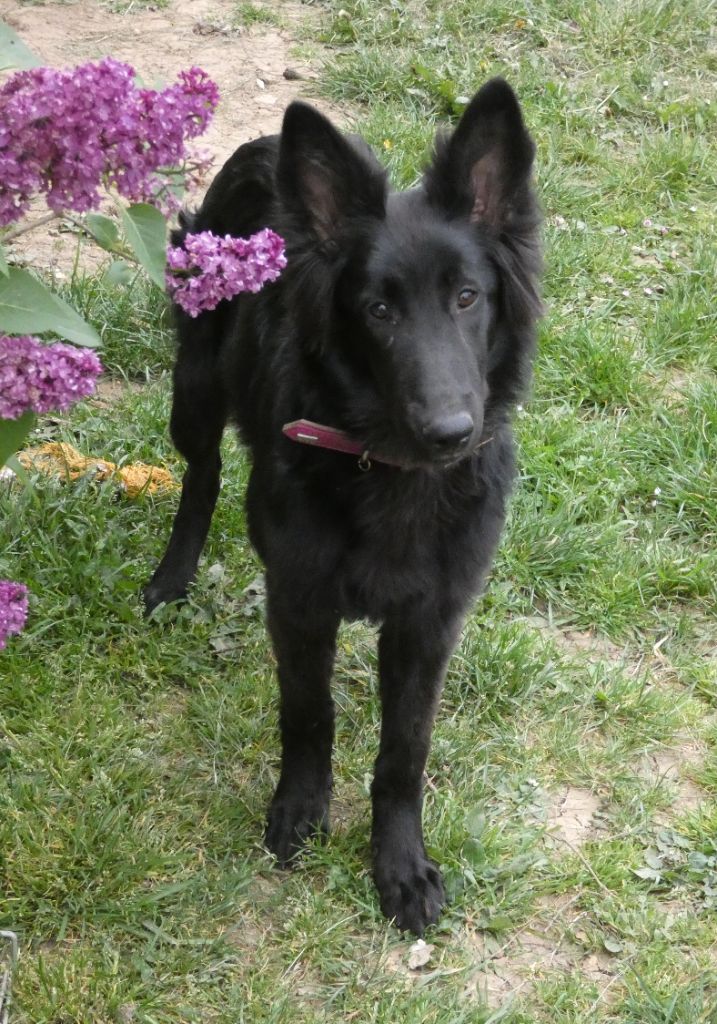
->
372, 605, 464, 934
264, 586, 340, 867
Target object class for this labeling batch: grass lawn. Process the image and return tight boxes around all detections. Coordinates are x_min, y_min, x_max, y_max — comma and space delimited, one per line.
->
2, 0, 717, 1020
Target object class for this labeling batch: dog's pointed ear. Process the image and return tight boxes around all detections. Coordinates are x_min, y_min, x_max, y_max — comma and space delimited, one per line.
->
424, 78, 535, 230
277, 102, 386, 241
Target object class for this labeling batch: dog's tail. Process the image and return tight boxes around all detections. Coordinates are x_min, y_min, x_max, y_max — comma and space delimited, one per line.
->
187, 136, 279, 240
168, 136, 282, 345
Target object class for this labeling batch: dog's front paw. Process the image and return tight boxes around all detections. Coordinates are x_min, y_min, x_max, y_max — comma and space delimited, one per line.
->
143, 576, 188, 615
265, 788, 330, 867
374, 846, 446, 935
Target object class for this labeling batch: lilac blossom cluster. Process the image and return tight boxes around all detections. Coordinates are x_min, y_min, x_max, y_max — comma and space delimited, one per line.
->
0, 58, 219, 225
0, 334, 102, 420
166, 228, 287, 317
0, 581, 28, 649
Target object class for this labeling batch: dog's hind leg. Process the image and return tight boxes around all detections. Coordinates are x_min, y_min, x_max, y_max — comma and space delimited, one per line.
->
371, 603, 465, 934
264, 584, 340, 866
144, 347, 226, 613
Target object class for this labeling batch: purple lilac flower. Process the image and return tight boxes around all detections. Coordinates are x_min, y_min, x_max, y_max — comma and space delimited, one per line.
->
0, 334, 102, 420
0, 581, 28, 649
166, 228, 287, 317
0, 59, 219, 225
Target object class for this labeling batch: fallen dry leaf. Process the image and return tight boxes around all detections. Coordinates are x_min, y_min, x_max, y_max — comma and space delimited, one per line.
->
18, 442, 178, 498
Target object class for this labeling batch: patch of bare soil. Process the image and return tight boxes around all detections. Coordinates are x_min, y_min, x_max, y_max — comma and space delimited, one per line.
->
523, 614, 685, 699
3, 0, 337, 269
381, 891, 621, 1012
222, 874, 282, 953
222, 873, 331, 1008
521, 614, 628, 664
462, 896, 618, 1010
659, 367, 692, 406
641, 737, 708, 820
557, 627, 628, 662
92, 377, 145, 406
451, 788, 611, 1011
331, 785, 367, 832
546, 785, 601, 849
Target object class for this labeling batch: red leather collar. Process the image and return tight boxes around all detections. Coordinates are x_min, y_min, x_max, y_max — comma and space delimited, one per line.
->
282, 419, 400, 470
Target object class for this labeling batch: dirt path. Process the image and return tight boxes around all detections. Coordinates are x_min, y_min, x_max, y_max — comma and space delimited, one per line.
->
4, 0, 334, 161
3, 0, 338, 268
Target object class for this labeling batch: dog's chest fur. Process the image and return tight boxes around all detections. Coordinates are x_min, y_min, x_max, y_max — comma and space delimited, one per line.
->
250, 427, 515, 620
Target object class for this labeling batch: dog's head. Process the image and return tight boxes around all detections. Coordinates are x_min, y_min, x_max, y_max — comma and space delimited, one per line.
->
277, 79, 541, 469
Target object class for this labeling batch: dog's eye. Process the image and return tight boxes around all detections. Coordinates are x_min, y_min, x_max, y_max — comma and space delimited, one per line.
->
457, 288, 478, 309
369, 302, 389, 320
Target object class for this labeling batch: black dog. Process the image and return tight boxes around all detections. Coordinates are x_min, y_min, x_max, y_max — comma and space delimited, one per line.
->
145, 78, 541, 935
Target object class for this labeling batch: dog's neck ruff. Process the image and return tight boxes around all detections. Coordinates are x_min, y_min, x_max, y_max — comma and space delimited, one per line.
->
282, 419, 400, 471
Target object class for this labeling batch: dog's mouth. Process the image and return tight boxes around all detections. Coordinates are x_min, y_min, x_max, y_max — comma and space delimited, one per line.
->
368, 433, 493, 472
421, 435, 494, 470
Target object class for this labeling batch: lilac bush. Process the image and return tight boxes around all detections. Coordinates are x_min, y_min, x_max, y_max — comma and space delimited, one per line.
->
0, 334, 102, 420
0, 581, 28, 649
0, 58, 219, 225
0, 48, 287, 649
0, 335, 101, 649
166, 228, 287, 317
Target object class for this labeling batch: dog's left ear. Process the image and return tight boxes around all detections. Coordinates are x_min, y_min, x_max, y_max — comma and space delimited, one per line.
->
278, 102, 386, 241
424, 78, 535, 230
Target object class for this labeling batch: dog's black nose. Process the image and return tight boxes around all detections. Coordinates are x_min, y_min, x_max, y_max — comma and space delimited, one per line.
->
422, 412, 474, 453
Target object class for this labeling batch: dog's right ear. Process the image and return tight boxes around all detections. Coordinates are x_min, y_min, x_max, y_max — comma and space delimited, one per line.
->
277, 102, 386, 242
